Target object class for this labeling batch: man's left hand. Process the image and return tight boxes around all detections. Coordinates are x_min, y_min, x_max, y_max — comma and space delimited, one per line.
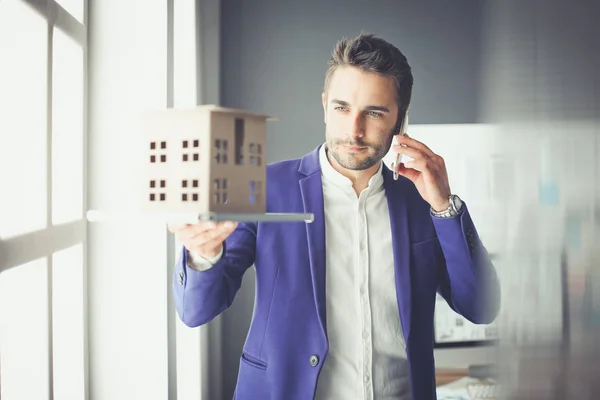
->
392, 134, 451, 212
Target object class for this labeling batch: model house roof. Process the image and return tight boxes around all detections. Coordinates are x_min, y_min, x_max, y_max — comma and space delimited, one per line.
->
142, 104, 278, 122
196, 104, 279, 121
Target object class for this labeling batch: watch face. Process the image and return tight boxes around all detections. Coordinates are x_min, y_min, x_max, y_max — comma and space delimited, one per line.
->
451, 195, 463, 211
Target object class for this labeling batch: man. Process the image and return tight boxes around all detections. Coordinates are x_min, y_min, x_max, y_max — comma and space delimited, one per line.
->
169, 33, 500, 400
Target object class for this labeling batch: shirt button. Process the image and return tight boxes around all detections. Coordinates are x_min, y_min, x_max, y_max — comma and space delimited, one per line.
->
364, 375, 370, 382
309, 355, 319, 367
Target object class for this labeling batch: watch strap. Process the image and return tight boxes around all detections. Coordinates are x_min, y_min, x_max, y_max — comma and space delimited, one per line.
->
430, 195, 463, 218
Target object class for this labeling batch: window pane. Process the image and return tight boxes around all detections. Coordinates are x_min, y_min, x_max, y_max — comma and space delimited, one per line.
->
0, 258, 50, 400
53, 28, 84, 225
0, 0, 48, 238
55, 0, 84, 24
52, 243, 85, 400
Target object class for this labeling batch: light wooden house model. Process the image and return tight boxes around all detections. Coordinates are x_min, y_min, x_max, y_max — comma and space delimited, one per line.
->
142, 105, 274, 215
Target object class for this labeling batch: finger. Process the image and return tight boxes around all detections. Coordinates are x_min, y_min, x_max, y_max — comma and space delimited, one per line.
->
177, 222, 218, 241
396, 134, 436, 156
198, 230, 233, 253
221, 221, 237, 230
394, 162, 421, 182
391, 144, 427, 160
402, 158, 428, 172
188, 221, 237, 243
168, 223, 190, 233
186, 226, 235, 255
194, 221, 236, 237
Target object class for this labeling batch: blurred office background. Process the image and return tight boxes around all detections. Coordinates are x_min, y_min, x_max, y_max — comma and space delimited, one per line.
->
0, 0, 598, 399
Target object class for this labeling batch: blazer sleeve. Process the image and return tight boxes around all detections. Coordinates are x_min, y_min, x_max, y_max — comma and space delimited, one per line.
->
433, 204, 501, 324
172, 222, 257, 327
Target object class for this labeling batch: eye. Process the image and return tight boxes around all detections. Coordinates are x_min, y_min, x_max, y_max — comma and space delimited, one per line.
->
368, 111, 383, 118
334, 106, 348, 112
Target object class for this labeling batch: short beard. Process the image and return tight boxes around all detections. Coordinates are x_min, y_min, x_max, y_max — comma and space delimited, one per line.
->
326, 129, 395, 171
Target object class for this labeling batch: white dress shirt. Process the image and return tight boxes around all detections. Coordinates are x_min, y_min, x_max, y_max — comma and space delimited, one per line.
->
313, 144, 411, 400
188, 144, 411, 399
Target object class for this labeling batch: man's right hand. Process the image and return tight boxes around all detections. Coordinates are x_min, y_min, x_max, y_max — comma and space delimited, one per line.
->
168, 221, 238, 259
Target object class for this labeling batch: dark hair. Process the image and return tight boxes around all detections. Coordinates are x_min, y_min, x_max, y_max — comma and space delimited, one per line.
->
324, 32, 413, 117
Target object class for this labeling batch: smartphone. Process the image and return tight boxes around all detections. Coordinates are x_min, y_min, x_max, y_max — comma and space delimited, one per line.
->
393, 111, 409, 180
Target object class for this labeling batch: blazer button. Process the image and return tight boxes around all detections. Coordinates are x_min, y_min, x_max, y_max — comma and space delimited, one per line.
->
309, 355, 319, 367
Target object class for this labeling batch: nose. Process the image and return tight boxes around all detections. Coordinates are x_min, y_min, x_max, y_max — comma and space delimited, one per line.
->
346, 113, 365, 139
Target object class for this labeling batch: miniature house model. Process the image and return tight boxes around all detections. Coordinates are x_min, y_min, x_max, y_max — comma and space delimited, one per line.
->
142, 105, 274, 215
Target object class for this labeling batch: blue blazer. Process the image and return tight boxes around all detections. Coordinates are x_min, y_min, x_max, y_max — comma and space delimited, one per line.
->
173, 145, 500, 400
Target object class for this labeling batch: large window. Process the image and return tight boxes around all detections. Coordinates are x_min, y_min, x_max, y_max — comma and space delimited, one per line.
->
0, 0, 48, 238
0, 0, 87, 399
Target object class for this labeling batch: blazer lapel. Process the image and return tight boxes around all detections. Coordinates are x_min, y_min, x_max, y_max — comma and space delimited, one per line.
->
298, 147, 328, 339
383, 168, 413, 341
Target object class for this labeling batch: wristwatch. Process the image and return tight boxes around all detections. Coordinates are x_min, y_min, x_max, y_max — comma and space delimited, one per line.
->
431, 194, 463, 218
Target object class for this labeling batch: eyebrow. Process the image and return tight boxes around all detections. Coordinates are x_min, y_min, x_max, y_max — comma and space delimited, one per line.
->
330, 99, 390, 113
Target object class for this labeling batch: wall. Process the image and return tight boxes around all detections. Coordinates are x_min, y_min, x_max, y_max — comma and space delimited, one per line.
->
221, 0, 485, 162
218, 0, 492, 397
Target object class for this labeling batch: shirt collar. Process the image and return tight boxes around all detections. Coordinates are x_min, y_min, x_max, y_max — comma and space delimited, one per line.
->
318, 143, 384, 194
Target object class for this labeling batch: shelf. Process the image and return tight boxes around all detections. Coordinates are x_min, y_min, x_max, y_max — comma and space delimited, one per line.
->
86, 210, 314, 224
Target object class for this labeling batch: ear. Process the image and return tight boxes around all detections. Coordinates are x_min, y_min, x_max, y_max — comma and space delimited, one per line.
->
321, 92, 327, 124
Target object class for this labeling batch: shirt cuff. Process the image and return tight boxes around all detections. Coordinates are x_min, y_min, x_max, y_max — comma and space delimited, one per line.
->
187, 245, 224, 271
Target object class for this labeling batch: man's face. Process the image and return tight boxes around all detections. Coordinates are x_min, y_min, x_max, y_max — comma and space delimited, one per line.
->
322, 66, 400, 171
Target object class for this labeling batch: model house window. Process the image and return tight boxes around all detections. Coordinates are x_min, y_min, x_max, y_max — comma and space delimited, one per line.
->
180, 193, 200, 202
249, 142, 262, 166
249, 180, 262, 204
149, 179, 166, 202
182, 139, 199, 162
150, 141, 167, 163
180, 179, 200, 202
235, 118, 244, 165
214, 139, 229, 164
213, 178, 229, 204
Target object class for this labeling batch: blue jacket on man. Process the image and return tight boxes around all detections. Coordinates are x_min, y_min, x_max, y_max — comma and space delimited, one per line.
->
173, 145, 501, 400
